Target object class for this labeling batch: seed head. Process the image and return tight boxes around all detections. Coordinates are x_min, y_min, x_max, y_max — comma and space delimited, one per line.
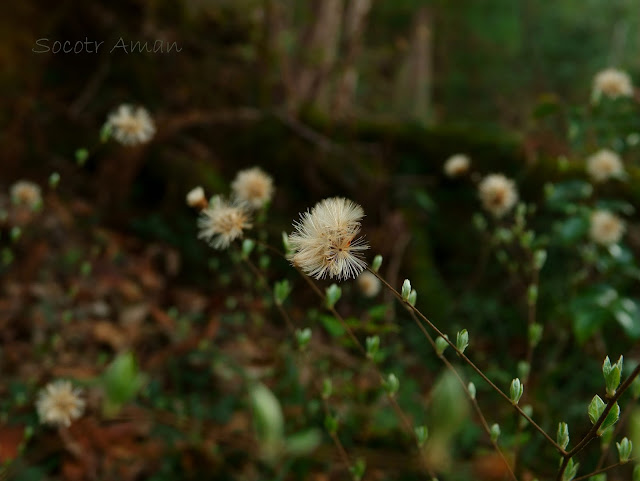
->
36, 380, 85, 427
105, 104, 155, 146
590, 210, 625, 246
231, 167, 274, 209
593, 68, 633, 100
288, 197, 369, 280
444, 154, 470, 178
586, 149, 624, 183
198, 196, 252, 249
478, 174, 518, 218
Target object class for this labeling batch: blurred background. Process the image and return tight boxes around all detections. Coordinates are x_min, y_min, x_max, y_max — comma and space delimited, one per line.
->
2, 1, 640, 480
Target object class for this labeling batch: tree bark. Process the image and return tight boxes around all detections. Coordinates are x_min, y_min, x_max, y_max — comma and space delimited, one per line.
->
287, 0, 344, 111
394, 7, 433, 122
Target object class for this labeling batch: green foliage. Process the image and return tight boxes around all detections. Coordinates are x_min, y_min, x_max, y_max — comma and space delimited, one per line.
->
249, 382, 285, 464
102, 352, 146, 417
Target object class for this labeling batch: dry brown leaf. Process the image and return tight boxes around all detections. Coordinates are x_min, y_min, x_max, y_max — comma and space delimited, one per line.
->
119, 303, 149, 326
472, 452, 513, 481
0, 425, 24, 463
93, 321, 128, 350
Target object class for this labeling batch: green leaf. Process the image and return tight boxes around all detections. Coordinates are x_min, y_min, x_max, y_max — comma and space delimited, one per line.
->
546, 180, 593, 208
596, 199, 635, 216
325, 284, 342, 309
598, 402, 620, 435
570, 285, 619, 343
102, 352, 146, 416
75, 148, 89, 166
319, 315, 345, 337
563, 457, 579, 481
555, 215, 589, 244
572, 306, 609, 344
367, 304, 389, 321
588, 395, 606, 425
611, 298, 640, 339
274, 279, 291, 306
414, 189, 436, 212
250, 383, 284, 463
557, 422, 570, 450
284, 429, 321, 457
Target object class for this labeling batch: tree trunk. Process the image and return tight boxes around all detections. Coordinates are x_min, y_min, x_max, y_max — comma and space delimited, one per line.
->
331, 0, 372, 117
394, 8, 433, 123
287, 0, 343, 111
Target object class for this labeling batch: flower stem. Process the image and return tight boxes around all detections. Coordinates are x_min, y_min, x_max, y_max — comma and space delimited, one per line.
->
369, 267, 566, 455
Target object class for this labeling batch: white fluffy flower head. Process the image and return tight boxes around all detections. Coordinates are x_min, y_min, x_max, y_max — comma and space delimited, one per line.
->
478, 174, 518, 218
198, 196, 252, 249
186, 186, 206, 208
593, 68, 633, 100
586, 149, 624, 182
106, 104, 156, 146
10, 180, 42, 209
444, 154, 470, 178
231, 167, 274, 209
590, 210, 625, 246
357, 271, 381, 297
36, 380, 85, 427
288, 197, 369, 281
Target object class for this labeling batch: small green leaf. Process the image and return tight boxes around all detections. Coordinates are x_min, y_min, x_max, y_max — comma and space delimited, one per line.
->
295, 328, 312, 350
562, 457, 579, 481
325, 284, 342, 309
401, 279, 411, 301
414, 425, 429, 447
250, 383, 284, 449
528, 323, 543, 347
611, 298, 640, 339
556, 215, 589, 244
598, 402, 620, 435
349, 458, 366, 481
281, 232, 291, 253
557, 422, 570, 450
241, 239, 255, 259
102, 352, 146, 416
366, 336, 380, 360
284, 429, 321, 457
510, 378, 524, 405
603, 356, 623, 397
75, 148, 89, 166
322, 378, 332, 399
490, 423, 500, 442
408, 289, 417, 306
588, 395, 606, 425
467, 382, 476, 400
371, 255, 383, 272
616, 436, 632, 463
48, 172, 61, 188
435, 336, 449, 356
383, 373, 399, 396
318, 315, 345, 338
324, 413, 338, 434
456, 329, 469, 354
274, 279, 291, 306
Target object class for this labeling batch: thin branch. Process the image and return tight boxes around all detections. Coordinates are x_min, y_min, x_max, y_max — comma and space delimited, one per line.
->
407, 309, 518, 481
513, 260, 541, 470
556, 363, 640, 481
322, 399, 359, 480
295, 268, 437, 478
369, 268, 566, 454
595, 396, 636, 470
573, 459, 634, 481
239, 247, 359, 477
